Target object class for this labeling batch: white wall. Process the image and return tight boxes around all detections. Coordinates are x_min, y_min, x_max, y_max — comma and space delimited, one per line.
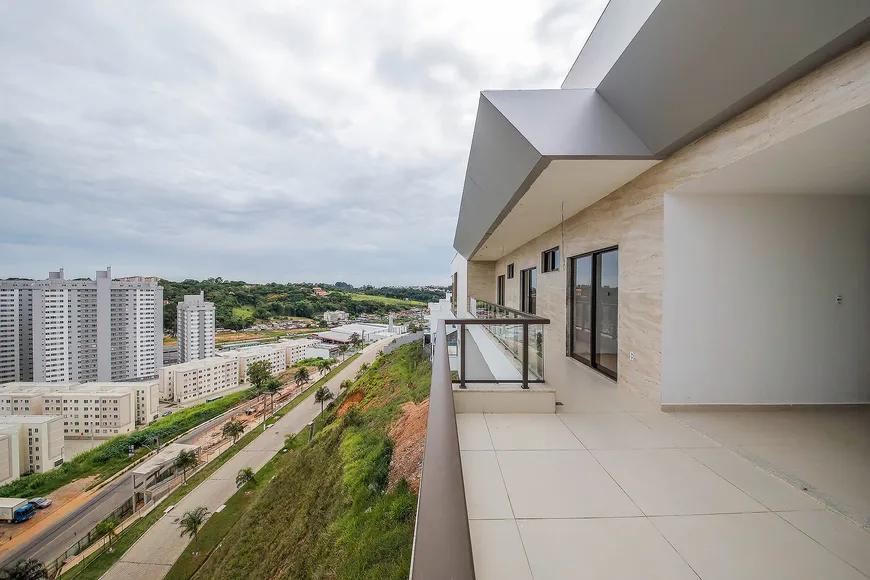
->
663, 194, 870, 405
450, 253, 469, 316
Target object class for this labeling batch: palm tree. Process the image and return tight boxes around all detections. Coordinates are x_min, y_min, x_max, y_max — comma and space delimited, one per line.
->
338, 343, 349, 361
236, 467, 255, 488
316, 358, 334, 376
294, 366, 310, 387
95, 518, 120, 552
174, 449, 198, 484
340, 379, 352, 391
222, 420, 245, 444
349, 332, 362, 350
0, 559, 47, 580
314, 386, 334, 413
264, 378, 282, 413
177, 506, 210, 539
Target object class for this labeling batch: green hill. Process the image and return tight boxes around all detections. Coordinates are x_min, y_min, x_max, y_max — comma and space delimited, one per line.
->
176, 342, 431, 580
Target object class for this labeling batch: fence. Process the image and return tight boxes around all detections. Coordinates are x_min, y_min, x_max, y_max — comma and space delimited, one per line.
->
44, 497, 134, 577
383, 332, 424, 354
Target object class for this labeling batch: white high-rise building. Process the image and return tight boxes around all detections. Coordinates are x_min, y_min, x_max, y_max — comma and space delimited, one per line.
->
177, 292, 216, 363
0, 268, 163, 384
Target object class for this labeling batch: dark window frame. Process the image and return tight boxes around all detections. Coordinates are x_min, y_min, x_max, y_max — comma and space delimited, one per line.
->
567, 245, 618, 381
520, 267, 537, 315
496, 275, 505, 306
541, 247, 560, 273
506, 264, 515, 279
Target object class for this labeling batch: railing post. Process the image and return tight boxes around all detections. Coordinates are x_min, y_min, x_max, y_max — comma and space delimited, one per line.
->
522, 323, 529, 389
460, 323, 466, 389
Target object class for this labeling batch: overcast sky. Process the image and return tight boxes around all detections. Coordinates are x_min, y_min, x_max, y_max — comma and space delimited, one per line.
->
0, 0, 606, 285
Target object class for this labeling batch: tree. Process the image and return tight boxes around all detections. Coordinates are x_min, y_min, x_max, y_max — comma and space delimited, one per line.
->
95, 518, 120, 552
294, 367, 310, 387
338, 343, 349, 361
349, 333, 362, 350
340, 379, 352, 391
0, 559, 47, 580
236, 467, 255, 488
314, 386, 334, 413
177, 506, 210, 539
263, 378, 282, 414
316, 358, 334, 376
222, 420, 245, 444
174, 449, 198, 484
246, 360, 272, 391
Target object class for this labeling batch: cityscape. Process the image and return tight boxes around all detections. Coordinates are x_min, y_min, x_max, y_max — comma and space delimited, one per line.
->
2, 1, 870, 580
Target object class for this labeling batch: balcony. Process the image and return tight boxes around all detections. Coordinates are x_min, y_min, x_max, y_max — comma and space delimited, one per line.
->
412, 320, 870, 580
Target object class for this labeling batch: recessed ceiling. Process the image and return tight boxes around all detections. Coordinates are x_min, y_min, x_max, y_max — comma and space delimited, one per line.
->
668, 103, 870, 198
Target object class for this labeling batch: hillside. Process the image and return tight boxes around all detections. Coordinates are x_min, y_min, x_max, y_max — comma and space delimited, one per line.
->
160, 279, 444, 332
178, 341, 431, 580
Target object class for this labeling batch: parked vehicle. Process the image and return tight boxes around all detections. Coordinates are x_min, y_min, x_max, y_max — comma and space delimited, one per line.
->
0, 498, 35, 523
28, 497, 52, 509
161, 411, 173, 417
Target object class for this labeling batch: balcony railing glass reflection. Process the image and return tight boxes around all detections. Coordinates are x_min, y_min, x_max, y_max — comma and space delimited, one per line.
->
448, 298, 549, 389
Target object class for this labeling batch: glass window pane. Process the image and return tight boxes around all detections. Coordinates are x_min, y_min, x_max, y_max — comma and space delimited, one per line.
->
595, 250, 618, 376
572, 256, 592, 363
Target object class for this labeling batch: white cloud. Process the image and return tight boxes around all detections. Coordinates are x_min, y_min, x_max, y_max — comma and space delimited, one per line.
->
0, 0, 607, 285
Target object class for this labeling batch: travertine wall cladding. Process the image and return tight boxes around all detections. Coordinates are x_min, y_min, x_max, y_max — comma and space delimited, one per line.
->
485, 40, 870, 403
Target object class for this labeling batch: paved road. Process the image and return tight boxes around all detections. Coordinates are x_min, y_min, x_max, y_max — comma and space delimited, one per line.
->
102, 339, 392, 580
0, 395, 260, 568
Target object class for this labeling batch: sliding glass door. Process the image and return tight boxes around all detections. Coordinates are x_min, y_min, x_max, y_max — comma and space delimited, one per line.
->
570, 248, 618, 379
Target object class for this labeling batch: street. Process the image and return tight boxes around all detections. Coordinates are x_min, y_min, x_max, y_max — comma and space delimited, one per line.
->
98, 338, 392, 580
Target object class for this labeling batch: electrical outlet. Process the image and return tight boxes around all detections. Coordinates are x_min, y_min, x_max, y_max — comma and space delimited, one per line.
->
629, 351, 635, 361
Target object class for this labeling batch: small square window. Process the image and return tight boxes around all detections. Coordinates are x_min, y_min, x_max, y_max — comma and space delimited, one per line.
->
542, 247, 559, 273
506, 264, 515, 279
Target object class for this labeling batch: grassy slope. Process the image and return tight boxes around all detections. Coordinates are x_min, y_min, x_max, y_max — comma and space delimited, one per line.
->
187, 342, 430, 580
349, 293, 424, 307
60, 354, 359, 580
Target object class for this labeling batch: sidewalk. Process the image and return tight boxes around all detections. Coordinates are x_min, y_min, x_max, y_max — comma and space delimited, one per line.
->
101, 339, 393, 580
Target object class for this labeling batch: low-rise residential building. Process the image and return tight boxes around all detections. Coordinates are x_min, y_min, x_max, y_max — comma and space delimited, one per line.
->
0, 425, 20, 484
219, 344, 286, 381
0, 381, 156, 437
158, 357, 240, 404
280, 338, 322, 365
322, 310, 349, 325
0, 415, 64, 475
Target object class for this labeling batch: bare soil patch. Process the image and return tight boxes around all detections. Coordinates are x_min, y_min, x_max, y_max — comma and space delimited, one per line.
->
386, 398, 429, 493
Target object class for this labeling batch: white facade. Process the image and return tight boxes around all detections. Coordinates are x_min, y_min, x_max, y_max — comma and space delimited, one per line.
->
0, 268, 163, 384
0, 381, 156, 437
177, 292, 216, 363
158, 356, 240, 404
219, 344, 286, 381
0, 425, 21, 485
280, 338, 322, 365
322, 310, 349, 324
305, 344, 341, 361
0, 415, 64, 474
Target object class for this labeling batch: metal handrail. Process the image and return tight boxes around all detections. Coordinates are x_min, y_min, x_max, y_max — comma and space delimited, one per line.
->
469, 296, 549, 321
410, 319, 475, 580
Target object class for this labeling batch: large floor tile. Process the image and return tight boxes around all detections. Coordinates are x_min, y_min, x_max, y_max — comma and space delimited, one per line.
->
484, 413, 584, 450
652, 513, 867, 580
592, 449, 766, 516
558, 413, 674, 450
460, 450, 513, 519
517, 518, 700, 580
496, 450, 641, 518
457, 413, 493, 450
469, 519, 533, 580
633, 413, 719, 448
685, 448, 823, 512
779, 510, 870, 578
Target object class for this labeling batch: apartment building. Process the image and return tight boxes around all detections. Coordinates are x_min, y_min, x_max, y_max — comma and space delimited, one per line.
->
158, 356, 240, 404
0, 425, 20, 484
0, 381, 153, 437
280, 338, 323, 365
177, 292, 216, 363
0, 267, 163, 384
0, 415, 64, 475
219, 344, 286, 381
322, 310, 349, 325
412, 4, 870, 579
